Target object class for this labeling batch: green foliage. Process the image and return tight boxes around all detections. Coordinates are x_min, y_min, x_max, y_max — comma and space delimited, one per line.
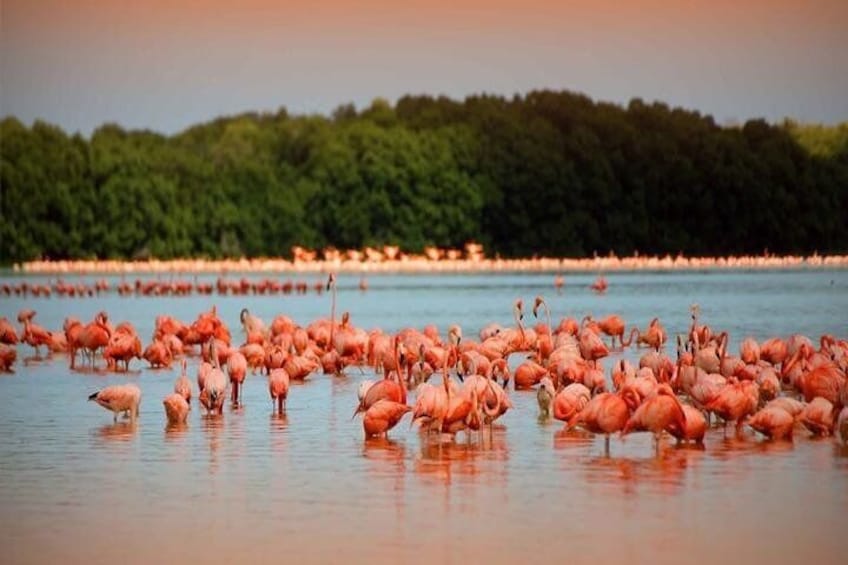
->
1, 92, 846, 263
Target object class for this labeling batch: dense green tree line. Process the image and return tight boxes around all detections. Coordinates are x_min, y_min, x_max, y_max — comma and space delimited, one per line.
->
1, 90, 846, 263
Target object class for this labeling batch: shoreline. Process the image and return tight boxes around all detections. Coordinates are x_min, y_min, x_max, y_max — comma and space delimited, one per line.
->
12, 253, 848, 275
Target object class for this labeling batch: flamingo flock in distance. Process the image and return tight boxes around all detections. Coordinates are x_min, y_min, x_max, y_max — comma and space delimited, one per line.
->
0, 275, 357, 299
1, 275, 847, 452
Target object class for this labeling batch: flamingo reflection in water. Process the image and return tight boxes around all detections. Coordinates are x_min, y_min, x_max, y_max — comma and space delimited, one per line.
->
201, 411, 225, 474
414, 421, 510, 484
362, 437, 407, 470
580, 443, 705, 496
94, 421, 138, 444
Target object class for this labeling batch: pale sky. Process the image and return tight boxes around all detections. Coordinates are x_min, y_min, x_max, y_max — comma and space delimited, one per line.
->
1, 0, 846, 136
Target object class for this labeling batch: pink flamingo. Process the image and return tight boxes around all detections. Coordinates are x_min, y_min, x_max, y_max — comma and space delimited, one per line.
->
621, 384, 687, 450
174, 359, 192, 404
567, 388, 640, 454
88, 384, 141, 422
747, 405, 795, 440
269, 368, 290, 414
163, 393, 190, 425
227, 351, 247, 406
0, 317, 18, 345
0, 344, 17, 372
363, 400, 412, 438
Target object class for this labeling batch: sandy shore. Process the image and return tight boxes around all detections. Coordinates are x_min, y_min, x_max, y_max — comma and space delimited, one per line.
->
14, 252, 848, 275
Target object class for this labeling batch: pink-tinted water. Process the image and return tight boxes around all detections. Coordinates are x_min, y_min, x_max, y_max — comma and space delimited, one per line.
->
0, 271, 846, 564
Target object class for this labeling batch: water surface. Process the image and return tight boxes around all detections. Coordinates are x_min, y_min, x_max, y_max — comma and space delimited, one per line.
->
1, 270, 846, 564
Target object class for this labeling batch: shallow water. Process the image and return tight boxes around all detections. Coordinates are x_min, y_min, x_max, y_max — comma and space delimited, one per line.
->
1, 270, 847, 564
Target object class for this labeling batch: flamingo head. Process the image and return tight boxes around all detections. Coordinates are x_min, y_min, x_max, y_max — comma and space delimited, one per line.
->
513, 299, 524, 322
532, 296, 545, 318
448, 325, 462, 347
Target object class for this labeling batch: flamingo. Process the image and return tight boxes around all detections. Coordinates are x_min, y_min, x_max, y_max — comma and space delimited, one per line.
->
411, 382, 448, 435
704, 380, 759, 434
103, 326, 142, 372
240, 308, 267, 341
479, 362, 512, 431
363, 400, 412, 439
174, 359, 192, 404
269, 368, 290, 414
747, 405, 795, 440
533, 295, 553, 332
143, 339, 172, 369
578, 327, 609, 366
200, 339, 227, 415
0, 344, 17, 372
64, 317, 84, 369
227, 351, 247, 406
505, 298, 530, 353
354, 335, 407, 416
88, 384, 141, 423
667, 405, 707, 444
0, 317, 18, 345
800, 397, 835, 436
760, 337, 788, 365
512, 359, 547, 389
621, 384, 687, 450
411, 326, 462, 435
567, 388, 639, 454
688, 304, 712, 351
163, 393, 190, 425
77, 312, 111, 368
284, 354, 319, 381
764, 397, 806, 419
553, 382, 591, 424
326, 272, 338, 352
590, 275, 608, 293
799, 360, 845, 405
583, 314, 626, 349
553, 274, 565, 293
740, 337, 761, 364
18, 310, 53, 358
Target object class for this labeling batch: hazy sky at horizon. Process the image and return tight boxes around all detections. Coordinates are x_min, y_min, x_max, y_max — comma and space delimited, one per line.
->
2, 0, 846, 136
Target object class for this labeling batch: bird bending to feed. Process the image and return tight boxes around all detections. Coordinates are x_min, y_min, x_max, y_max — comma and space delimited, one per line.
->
163, 393, 190, 424
88, 384, 141, 422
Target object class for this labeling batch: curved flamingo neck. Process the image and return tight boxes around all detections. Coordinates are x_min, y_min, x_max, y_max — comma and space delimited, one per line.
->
542, 302, 552, 336
328, 278, 336, 352
622, 327, 639, 347
482, 379, 500, 418
442, 349, 451, 400
781, 346, 805, 377
717, 332, 729, 360
514, 307, 525, 342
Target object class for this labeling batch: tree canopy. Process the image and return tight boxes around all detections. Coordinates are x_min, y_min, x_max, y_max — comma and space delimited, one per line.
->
1, 90, 846, 263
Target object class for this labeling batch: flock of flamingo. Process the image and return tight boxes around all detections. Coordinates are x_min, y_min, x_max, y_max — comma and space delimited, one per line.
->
16, 245, 848, 277
1, 273, 846, 452
0, 275, 369, 298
